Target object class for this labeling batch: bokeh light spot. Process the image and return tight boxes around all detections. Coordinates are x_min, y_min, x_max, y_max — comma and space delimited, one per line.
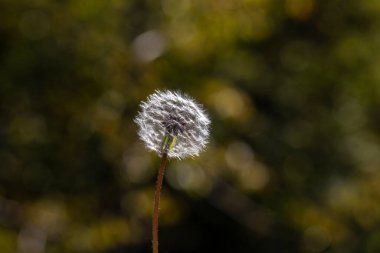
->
303, 226, 331, 252
132, 30, 166, 62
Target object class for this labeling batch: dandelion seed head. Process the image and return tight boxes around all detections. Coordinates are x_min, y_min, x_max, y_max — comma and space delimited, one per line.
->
135, 90, 210, 159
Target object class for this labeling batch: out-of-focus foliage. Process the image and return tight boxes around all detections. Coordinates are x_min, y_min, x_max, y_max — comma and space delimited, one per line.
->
1, 0, 380, 252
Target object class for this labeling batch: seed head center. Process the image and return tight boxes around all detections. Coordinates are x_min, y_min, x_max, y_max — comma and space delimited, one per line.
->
162, 115, 187, 135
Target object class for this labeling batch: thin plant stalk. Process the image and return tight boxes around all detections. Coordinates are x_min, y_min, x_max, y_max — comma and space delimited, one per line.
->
152, 147, 170, 253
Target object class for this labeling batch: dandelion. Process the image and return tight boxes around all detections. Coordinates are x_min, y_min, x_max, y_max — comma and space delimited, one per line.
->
135, 90, 210, 159
135, 90, 210, 253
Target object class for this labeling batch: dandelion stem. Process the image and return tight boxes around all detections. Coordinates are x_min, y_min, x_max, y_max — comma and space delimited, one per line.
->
152, 152, 168, 253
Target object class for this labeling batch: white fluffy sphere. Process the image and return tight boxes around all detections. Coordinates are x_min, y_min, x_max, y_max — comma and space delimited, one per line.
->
135, 90, 210, 159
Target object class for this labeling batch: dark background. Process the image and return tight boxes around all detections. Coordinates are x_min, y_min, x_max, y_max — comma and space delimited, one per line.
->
1, 0, 380, 252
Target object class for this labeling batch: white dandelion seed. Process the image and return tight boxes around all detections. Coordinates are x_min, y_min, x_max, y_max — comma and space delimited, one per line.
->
135, 90, 210, 159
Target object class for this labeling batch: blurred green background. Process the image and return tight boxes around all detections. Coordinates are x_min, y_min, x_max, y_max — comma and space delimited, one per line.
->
1, 0, 380, 252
